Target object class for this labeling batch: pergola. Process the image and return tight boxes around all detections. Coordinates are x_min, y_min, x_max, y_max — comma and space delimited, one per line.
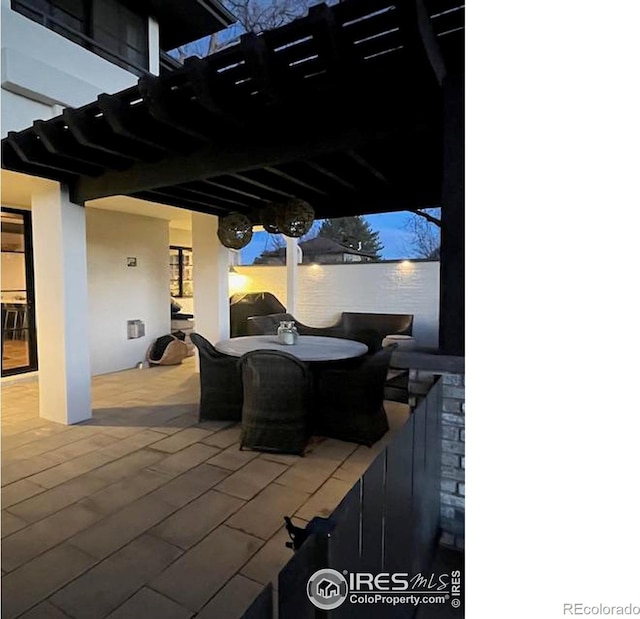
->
2, 0, 464, 353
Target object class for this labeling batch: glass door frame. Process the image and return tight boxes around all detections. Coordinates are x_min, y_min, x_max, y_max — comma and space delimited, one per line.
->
1, 207, 38, 376
170, 245, 193, 299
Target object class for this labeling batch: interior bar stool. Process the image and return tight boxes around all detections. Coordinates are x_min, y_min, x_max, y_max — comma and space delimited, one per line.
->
3, 305, 20, 340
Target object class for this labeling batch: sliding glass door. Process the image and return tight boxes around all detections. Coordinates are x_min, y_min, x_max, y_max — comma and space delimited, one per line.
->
1, 208, 38, 376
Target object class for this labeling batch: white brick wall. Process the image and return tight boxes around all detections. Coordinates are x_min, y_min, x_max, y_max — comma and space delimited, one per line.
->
233, 261, 440, 347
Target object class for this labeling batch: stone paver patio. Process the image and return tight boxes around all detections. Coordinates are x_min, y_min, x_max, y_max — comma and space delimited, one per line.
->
1, 358, 409, 618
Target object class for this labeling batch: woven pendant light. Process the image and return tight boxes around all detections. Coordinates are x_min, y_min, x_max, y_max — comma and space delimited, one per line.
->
275, 198, 315, 238
259, 203, 281, 234
217, 212, 253, 249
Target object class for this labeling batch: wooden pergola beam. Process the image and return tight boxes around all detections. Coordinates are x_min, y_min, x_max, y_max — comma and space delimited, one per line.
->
71, 120, 428, 203
2, 0, 460, 222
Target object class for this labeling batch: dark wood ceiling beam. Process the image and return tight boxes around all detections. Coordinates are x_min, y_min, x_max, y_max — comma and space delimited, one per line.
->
152, 186, 252, 213
183, 57, 247, 129
345, 150, 389, 183
245, 3, 345, 107
137, 75, 213, 143
308, 3, 344, 73
132, 183, 438, 221
396, 0, 447, 84
241, 33, 283, 107
270, 37, 318, 68
233, 168, 324, 204
33, 120, 132, 171
228, 173, 295, 199
351, 27, 405, 60
200, 179, 268, 203
1, 140, 77, 184
72, 118, 423, 203
7, 131, 104, 177
429, 5, 464, 35
307, 188, 438, 220
437, 29, 463, 73
96, 94, 180, 155
263, 166, 328, 196
30, 122, 107, 173
131, 190, 229, 217
340, 6, 398, 44
427, 0, 465, 17
305, 161, 358, 191
97, 92, 206, 156
334, 0, 397, 25
62, 108, 159, 162
172, 183, 251, 208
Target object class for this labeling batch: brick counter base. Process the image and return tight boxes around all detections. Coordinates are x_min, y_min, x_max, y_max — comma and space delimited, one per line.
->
440, 373, 465, 549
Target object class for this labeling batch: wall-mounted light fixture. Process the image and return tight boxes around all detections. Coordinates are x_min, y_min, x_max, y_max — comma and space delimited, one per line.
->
228, 264, 249, 294
398, 260, 415, 274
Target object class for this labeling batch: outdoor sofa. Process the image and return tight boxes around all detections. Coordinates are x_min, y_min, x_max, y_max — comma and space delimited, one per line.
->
246, 311, 414, 353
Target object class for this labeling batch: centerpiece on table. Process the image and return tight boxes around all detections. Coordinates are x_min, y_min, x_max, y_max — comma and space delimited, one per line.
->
277, 321, 299, 345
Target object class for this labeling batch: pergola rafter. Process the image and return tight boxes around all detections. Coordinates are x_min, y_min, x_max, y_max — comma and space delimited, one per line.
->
2, 0, 463, 222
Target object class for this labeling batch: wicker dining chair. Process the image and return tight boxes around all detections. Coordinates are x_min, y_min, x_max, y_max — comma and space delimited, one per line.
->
190, 332, 243, 422
246, 312, 341, 337
346, 328, 384, 354
238, 349, 311, 455
315, 344, 396, 446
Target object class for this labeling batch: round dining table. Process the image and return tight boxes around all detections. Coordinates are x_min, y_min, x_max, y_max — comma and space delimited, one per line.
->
214, 335, 368, 362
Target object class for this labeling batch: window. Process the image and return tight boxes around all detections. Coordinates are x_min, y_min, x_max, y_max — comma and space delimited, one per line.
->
12, 0, 149, 75
2, 208, 38, 377
170, 246, 193, 298
93, 0, 148, 71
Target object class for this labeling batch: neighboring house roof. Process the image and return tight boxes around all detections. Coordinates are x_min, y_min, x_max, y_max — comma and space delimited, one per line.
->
261, 237, 376, 261
140, 0, 236, 50
301, 236, 376, 258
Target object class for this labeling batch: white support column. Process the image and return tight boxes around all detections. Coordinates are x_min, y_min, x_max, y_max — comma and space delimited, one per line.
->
191, 212, 229, 345
148, 17, 160, 75
285, 236, 299, 315
31, 184, 92, 424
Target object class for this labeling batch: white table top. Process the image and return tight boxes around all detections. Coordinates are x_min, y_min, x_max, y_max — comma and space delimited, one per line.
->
215, 335, 368, 362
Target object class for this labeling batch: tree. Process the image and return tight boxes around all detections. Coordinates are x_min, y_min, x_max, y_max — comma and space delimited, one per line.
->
225, 0, 311, 33
251, 221, 320, 263
174, 34, 219, 62
316, 216, 384, 260
265, 219, 319, 252
172, 0, 313, 61
404, 208, 441, 260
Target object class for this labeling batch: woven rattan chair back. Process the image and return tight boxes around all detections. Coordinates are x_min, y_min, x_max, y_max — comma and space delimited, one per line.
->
246, 313, 296, 335
239, 349, 311, 455
315, 344, 396, 446
190, 332, 243, 421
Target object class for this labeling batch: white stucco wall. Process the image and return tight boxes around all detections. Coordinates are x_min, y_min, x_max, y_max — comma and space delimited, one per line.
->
169, 227, 192, 247
0, 89, 53, 137
1, 1, 148, 136
232, 266, 287, 308
86, 208, 170, 375
232, 262, 440, 347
